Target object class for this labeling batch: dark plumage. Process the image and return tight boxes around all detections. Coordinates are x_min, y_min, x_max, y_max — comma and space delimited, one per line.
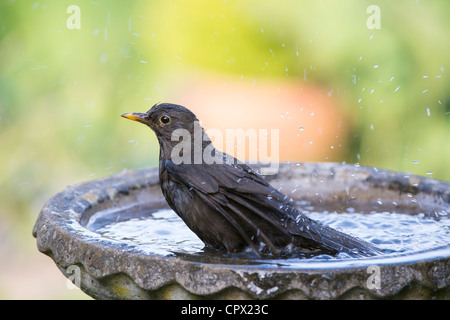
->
122, 103, 381, 257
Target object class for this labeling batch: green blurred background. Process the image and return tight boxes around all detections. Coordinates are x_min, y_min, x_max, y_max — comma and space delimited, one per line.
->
0, 0, 448, 299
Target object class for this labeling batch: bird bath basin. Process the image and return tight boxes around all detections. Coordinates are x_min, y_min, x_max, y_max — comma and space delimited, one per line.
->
33, 163, 449, 299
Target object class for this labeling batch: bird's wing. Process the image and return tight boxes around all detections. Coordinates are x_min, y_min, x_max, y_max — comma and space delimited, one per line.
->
164, 160, 313, 248
164, 159, 271, 193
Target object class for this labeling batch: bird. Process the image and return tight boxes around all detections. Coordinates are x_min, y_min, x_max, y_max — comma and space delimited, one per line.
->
122, 103, 381, 258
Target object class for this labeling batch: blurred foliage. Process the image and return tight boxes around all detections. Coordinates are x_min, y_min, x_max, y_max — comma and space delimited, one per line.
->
0, 0, 448, 298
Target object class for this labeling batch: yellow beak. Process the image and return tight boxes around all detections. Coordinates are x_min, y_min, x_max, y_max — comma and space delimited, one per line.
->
121, 112, 148, 124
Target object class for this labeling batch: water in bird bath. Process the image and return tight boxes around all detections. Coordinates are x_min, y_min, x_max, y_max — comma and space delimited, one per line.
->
92, 208, 204, 256
90, 203, 449, 264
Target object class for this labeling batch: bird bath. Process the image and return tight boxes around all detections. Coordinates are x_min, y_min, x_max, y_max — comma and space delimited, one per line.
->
32, 163, 449, 299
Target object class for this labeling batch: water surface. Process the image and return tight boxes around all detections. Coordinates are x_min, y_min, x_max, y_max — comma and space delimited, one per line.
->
93, 206, 450, 263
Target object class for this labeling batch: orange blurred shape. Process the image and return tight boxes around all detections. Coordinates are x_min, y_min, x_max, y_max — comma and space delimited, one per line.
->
175, 75, 350, 163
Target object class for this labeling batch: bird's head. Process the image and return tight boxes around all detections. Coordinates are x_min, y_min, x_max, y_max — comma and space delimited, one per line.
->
122, 103, 204, 152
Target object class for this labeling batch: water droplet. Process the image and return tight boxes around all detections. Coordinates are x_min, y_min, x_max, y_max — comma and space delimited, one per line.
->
411, 160, 420, 164
357, 98, 362, 103
426, 107, 430, 116
426, 171, 433, 175
374, 64, 379, 68
310, 112, 314, 116
422, 75, 429, 78
309, 140, 313, 144
100, 53, 108, 64
369, 89, 374, 94
369, 33, 374, 40
370, 124, 374, 130
422, 89, 428, 93
299, 126, 304, 131
389, 76, 394, 82
394, 86, 400, 92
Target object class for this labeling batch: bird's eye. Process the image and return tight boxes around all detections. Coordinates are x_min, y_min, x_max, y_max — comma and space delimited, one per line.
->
159, 115, 171, 124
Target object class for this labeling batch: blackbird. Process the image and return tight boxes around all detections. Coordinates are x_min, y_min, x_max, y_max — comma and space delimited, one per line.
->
122, 103, 381, 257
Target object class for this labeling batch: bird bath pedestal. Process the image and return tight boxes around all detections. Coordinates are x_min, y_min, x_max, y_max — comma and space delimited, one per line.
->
32, 163, 449, 299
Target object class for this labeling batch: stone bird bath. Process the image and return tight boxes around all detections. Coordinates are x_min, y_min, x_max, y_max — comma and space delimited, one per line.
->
33, 163, 449, 299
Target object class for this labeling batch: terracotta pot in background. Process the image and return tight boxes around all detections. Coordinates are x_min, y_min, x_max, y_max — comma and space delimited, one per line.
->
174, 75, 351, 164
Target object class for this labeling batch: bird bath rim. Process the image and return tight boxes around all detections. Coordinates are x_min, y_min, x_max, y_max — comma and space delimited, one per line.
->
32, 162, 450, 299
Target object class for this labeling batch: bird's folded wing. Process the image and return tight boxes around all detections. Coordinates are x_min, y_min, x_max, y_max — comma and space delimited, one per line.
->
164, 160, 270, 194
164, 159, 297, 233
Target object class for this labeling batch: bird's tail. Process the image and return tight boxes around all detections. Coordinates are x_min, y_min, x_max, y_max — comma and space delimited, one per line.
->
288, 213, 382, 257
